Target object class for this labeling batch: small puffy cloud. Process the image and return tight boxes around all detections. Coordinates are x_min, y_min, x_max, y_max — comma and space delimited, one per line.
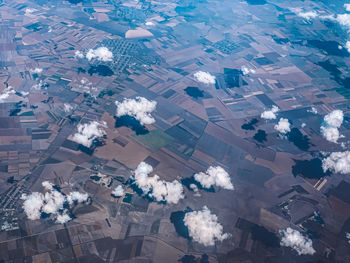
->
307, 106, 318, 114
63, 103, 74, 113
321, 110, 344, 143
0, 87, 15, 102
56, 213, 72, 224
115, 97, 157, 125
21, 192, 44, 220
80, 78, 89, 85
30, 67, 43, 74
21, 181, 89, 224
241, 66, 256, 75
291, 8, 319, 20
346, 232, 350, 244
32, 80, 47, 91
163, 181, 185, 204
279, 228, 315, 255
74, 77, 98, 97
193, 71, 216, 85
346, 41, 350, 53
261, 105, 279, 120
189, 184, 201, 197
184, 206, 230, 246
111, 185, 124, 197
133, 162, 184, 204
66, 191, 89, 205
72, 121, 107, 147
74, 50, 84, 59
345, 4, 350, 12
298, 11, 318, 20
322, 151, 350, 174
335, 13, 350, 28
324, 110, 344, 127
42, 190, 65, 215
321, 13, 350, 30
194, 166, 233, 190
42, 180, 54, 190
321, 126, 342, 144
25, 8, 35, 15
86, 47, 113, 62
145, 21, 155, 26
20, 91, 29, 97
274, 118, 291, 134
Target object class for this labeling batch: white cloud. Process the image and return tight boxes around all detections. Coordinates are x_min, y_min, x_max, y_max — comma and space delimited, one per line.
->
20, 91, 29, 97
346, 41, 350, 53
321, 110, 344, 143
86, 47, 113, 62
322, 151, 350, 174
74, 50, 84, 59
63, 103, 74, 113
74, 77, 98, 97
32, 80, 46, 91
345, 4, 350, 12
42, 180, 54, 190
319, 10, 350, 56
72, 121, 107, 147
0, 87, 15, 102
25, 8, 35, 15
290, 8, 320, 21
42, 190, 65, 215
112, 185, 124, 197
80, 78, 88, 85
341, 141, 347, 149
194, 166, 233, 190
21, 181, 89, 224
21, 192, 44, 220
66, 191, 89, 205
274, 118, 291, 134
133, 162, 184, 204
24, 8, 39, 18
321, 126, 342, 144
56, 213, 72, 224
241, 66, 256, 75
184, 206, 230, 246
189, 184, 201, 197
30, 68, 43, 74
298, 11, 318, 20
320, 14, 348, 36
335, 13, 350, 28
324, 110, 344, 127
307, 106, 318, 114
193, 71, 216, 85
302, 11, 350, 32
261, 105, 279, 120
279, 228, 315, 255
320, 13, 350, 31
145, 21, 155, 26
346, 232, 350, 244
115, 97, 157, 125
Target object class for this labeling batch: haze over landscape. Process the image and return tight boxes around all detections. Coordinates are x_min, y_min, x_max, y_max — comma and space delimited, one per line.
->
0, 0, 350, 262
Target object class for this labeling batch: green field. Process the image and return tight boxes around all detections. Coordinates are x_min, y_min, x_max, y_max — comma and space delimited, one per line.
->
132, 129, 174, 151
